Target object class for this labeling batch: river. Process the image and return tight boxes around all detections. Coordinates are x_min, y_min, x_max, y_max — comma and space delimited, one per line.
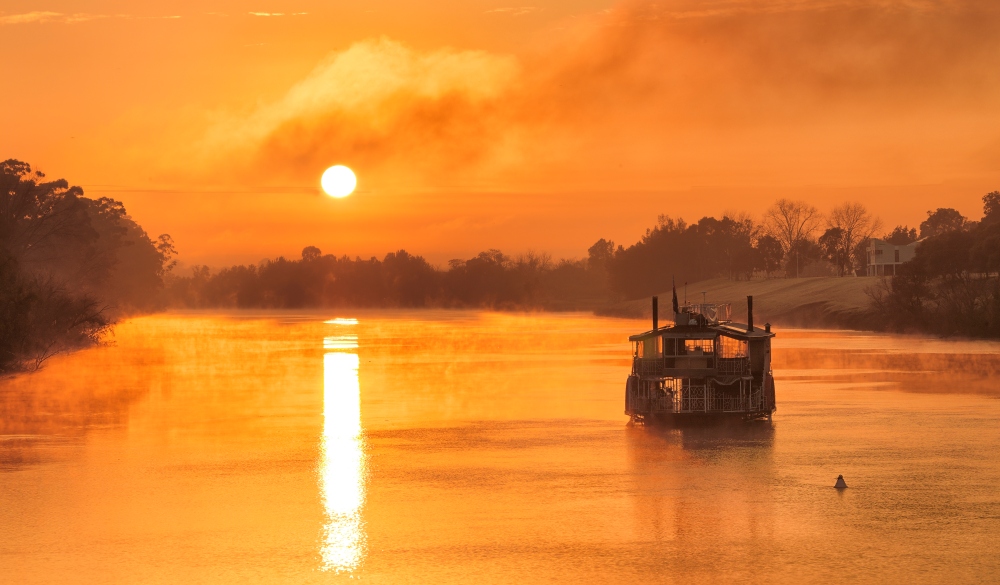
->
2, 311, 999, 583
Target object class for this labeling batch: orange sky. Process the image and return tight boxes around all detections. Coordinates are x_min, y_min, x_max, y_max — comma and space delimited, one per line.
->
3, 0, 1000, 268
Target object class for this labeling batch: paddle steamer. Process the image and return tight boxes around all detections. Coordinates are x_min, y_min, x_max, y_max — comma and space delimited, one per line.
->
625, 289, 776, 423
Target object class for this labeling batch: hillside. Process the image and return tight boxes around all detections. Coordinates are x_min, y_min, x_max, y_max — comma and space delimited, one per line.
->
603, 277, 877, 329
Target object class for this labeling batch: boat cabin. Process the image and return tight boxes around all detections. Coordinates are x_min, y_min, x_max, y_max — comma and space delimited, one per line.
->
625, 295, 776, 422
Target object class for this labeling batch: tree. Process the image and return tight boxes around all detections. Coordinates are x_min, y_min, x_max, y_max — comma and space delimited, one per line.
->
0, 159, 96, 271
919, 208, 967, 239
818, 227, 848, 275
754, 235, 784, 277
587, 239, 615, 270
983, 191, 1000, 226
156, 234, 178, 274
828, 202, 882, 276
763, 199, 822, 277
786, 239, 824, 276
884, 225, 917, 245
0, 160, 114, 371
301, 246, 322, 261
81, 197, 175, 310
971, 222, 1000, 277
718, 212, 758, 280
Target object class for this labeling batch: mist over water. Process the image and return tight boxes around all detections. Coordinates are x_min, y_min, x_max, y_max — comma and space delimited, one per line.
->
1, 312, 999, 583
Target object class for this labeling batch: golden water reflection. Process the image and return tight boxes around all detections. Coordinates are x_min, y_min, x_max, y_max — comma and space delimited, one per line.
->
319, 324, 366, 572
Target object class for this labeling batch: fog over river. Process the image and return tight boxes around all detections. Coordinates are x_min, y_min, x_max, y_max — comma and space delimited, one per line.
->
2, 312, 999, 583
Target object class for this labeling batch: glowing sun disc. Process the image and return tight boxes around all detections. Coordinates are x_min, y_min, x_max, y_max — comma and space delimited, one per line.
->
321, 165, 357, 198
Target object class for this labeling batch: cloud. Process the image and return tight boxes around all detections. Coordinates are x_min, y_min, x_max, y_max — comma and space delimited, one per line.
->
0, 12, 180, 25
203, 37, 519, 185
0, 12, 83, 25
247, 12, 309, 17
203, 0, 1000, 190
484, 7, 540, 16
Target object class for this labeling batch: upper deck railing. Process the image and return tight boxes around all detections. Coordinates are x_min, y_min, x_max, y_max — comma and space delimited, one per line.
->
633, 355, 749, 377
677, 303, 732, 325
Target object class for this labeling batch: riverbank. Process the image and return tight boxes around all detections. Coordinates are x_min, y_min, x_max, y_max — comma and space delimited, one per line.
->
600, 276, 876, 329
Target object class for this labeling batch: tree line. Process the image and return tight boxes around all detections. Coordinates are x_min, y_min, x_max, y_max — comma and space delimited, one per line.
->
0, 160, 175, 372
165, 191, 1000, 339
870, 192, 1000, 338
5, 158, 999, 369
166, 248, 609, 310
591, 199, 886, 298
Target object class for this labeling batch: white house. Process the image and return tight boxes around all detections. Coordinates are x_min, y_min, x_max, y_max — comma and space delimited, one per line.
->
866, 238, 917, 276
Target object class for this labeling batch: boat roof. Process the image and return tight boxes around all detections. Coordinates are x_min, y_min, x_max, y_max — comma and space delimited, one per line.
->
629, 323, 774, 342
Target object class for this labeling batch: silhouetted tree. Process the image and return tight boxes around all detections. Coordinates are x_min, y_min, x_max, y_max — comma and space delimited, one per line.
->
0, 160, 155, 370
920, 208, 967, 239
786, 238, 825, 276
828, 202, 881, 275
754, 235, 784, 277
884, 225, 918, 245
587, 239, 615, 270
763, 199, 822, 277
870, 211, 1000, 338
302, 246, 322, 261
983, 191, 1000, 226
818, 228, 847, 275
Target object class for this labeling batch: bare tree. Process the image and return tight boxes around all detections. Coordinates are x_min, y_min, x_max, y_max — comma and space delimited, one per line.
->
828, 202, 882, 276
763, 199, 822, 277
763, 199, 822, 252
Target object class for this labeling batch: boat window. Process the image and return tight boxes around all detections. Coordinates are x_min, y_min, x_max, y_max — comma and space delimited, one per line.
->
717, 335, 748, 358
683, 339, 713, 355
640, 338, 659, 359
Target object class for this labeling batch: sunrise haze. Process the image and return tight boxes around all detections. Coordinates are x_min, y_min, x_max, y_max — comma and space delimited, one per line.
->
3, 0, 999, 266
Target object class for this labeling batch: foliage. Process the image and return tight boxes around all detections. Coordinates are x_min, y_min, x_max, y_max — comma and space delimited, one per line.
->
869, 195, 1000, 338
0, 159, 172, 372
587, 239, 615, 270
762, 199, 822, 254
0, 249, 112, 372
762, 199, 824, 278
604, 214, 776, 298
756, 235, 784, 276
827, 202, 881, 275
983, 191, 1000, 226
919, 208, 967, 239
167, 247, 608, 310
818, 228, 849, 276
884, 225, 917, 245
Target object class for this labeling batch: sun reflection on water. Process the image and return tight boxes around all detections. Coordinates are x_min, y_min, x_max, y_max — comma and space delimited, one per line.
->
319, 321, 366, 572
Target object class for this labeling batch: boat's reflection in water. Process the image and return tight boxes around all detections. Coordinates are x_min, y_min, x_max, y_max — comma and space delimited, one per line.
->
319, 325, 367, 572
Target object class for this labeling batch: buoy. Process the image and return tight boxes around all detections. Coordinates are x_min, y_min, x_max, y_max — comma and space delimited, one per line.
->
835, 475, 848, 489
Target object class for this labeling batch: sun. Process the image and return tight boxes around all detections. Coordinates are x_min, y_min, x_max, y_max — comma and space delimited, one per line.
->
321, 165, 357, 198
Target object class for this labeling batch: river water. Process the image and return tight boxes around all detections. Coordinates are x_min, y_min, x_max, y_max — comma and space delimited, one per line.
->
2, 311, 999, 583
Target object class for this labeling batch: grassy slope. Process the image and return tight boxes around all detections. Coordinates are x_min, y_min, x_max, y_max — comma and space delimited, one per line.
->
605, 276, 877, 329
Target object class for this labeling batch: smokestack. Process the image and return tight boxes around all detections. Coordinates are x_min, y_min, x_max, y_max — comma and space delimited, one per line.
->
652, 296, 659, 332
747, 295, 754, 332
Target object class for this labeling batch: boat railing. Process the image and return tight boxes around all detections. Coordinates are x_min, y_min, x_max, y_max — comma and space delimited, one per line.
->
635, 358, 665, 376
673, 386, 766, 413
716, 357, 750, 375
634, 356, 724, 375
628, 395, 673, 414
628, 385, 767, 414
679, 303, 732, 324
